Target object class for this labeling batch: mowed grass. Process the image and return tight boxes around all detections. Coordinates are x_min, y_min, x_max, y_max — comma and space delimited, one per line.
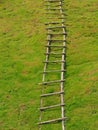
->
0, 0, 46, 129
0, 0, 98, 130
64, 0, 98, 130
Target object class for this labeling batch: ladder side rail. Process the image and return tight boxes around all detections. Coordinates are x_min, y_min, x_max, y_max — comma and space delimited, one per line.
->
59, 1, 66, 130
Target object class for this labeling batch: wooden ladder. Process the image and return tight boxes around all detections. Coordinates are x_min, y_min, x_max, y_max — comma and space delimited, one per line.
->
38, 0, 66, 129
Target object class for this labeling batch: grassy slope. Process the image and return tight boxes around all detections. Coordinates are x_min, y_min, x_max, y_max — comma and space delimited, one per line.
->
0, 0, 98, 130
0, 0, 45, 129
65, 0, 98, 130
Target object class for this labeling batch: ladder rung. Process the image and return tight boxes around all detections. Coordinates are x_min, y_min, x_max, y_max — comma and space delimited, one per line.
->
39, 104, 65, 111
44, 0, 64, 3
46, 39, 66, 42
45, 21, 64, 25
44, 52, 65, 55
45, 4, 62, 7
47, 17, 65, 19
45, 45, 66, 48
38, 117, 66, 125
39, 79, 65, 85
44, 0, 61, 2
47, 32, 66, 35
43, 60, 65, 63
40, 91, 64, 97
45, 0, 63, 1
43, 69, 66, 73
45, 12, 65, 15
45, 8, 61, 10
45, 0, 63, 2
46, 26, 65, 29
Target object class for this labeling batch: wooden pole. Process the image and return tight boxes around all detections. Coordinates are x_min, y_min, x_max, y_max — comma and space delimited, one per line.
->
59, 0, 66, 130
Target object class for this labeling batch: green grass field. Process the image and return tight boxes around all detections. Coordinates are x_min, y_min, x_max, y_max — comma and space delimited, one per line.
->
0, 0, 98, 130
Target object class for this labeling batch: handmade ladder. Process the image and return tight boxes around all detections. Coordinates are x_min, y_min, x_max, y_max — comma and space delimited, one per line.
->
38, 0, 67, 129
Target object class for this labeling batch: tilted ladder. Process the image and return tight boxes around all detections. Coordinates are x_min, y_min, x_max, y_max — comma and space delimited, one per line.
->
38, 0, 67, 130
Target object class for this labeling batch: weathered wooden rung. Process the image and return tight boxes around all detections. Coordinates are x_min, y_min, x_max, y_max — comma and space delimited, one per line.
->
46, 39, 66, 42
46, 13, 65, 16
47, 39, 66, 41
45, 12, 65, 15
45, 0, 63, 1
45, 45, 66, 48
39, 79, 65, 85
47, 17, 65, 19
44, 0, 63, 2
40, 91, 64, 97
45, 13, 65, 16
43, 69, 66, 73
45, 1, 62, 4
45, 8, 61, 10
44, 52, 65, 55
47, 32, 66, 35
39, 103, 65, 111
38, 117, 66, 125
43, 60, 65, 63
45, 21, 64, 25
45, 4, 62, 7
46, 26, 65, 29
45, 2, 63, 4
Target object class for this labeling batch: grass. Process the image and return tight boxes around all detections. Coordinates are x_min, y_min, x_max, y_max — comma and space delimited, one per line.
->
0, 0, 98, 130
64, 0, 98, 130
0, 0, 45, 129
